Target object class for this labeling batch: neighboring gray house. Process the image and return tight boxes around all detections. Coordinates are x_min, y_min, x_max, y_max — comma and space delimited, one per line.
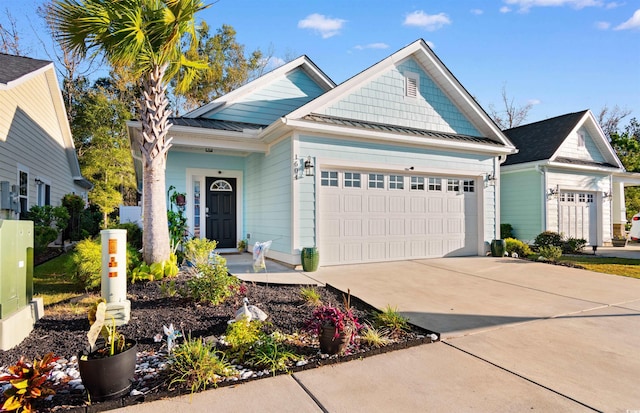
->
0, 53, 91, 218
129, 39, 517, 267
501, 110, 625, 245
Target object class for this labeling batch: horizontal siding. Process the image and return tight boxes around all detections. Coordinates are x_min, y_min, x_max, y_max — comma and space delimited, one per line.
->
166, 151, 246, 196
322, 58, 480, 137
500, 169, 543, 242
556, 127, 605, 163
0, 73, 81, 208
245, 138, 292, 254
206, 69, 325, 125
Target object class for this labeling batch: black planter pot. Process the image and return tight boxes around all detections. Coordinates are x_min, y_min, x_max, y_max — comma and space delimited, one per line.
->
78, 339, 137, 401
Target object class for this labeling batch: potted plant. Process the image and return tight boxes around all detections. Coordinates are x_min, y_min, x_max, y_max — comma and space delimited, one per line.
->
78, 300, 137, 401
304, 291, 361, 355
611, 235, 628, 247
237, 239, 247, 253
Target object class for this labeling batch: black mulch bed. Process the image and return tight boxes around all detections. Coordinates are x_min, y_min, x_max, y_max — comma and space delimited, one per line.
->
0, 276, 438, 413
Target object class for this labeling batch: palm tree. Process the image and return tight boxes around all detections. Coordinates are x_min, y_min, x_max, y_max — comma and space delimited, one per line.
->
51, 0, 208, 263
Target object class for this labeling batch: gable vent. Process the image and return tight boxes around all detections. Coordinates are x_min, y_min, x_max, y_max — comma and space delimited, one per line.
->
405, 73, 418, 98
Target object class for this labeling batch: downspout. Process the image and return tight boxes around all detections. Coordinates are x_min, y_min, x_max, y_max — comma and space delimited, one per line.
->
535, 165, 547, 232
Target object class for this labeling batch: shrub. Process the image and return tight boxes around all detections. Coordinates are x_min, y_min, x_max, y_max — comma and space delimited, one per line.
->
112, 222, 143, 251
359, 325, 393, 348
300, 286, 322, 307
504, 238, 533, 257
563, 237, 586, 254
539, 245, 562, 261
224, 319, 263, 361
23, 205, 70, 255
500, 223, 514, 239
0, 353, 59, 413
182, 254, 237, 305
67, 238, 102, 290
248, 334, 300, 374
183, 238, 218, 267
79, 205, 102, 238
62, 194, 85, 241
372, 305, 409, 334
168, 335, 236, 394
534, 231, 563, 248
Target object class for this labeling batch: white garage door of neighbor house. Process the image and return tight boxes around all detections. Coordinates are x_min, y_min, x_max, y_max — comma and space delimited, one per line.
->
319, 170, 478, 265
559, 191, 597, 245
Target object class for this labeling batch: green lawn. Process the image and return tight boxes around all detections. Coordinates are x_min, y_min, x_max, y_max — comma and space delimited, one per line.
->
33, 253, 83, 306
558, 255, 640, 279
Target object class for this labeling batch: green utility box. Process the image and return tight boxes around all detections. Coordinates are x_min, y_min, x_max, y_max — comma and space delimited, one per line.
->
0, 220, 34, 319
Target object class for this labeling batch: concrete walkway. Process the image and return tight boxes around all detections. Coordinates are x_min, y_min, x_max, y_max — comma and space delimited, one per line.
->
112, 253, 640, 412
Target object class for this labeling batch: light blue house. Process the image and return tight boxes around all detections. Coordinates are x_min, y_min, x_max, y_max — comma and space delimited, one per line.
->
129, 39, 516, 267
501, 110, 625, 245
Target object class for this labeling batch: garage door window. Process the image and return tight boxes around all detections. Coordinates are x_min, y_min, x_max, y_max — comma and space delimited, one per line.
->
410, 176, 425, 190
428, 177, 442, 191
447, 179, 460, 193
463, 180, 475, 193
321, 171, 338, 187
389, 175, 404, 190
368, 174, 384, 189
344, 172, 361, 188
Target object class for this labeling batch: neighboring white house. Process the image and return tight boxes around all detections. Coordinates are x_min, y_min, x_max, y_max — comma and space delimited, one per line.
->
128, 39, 517, 267
0, 53, 92, 218
501, 110, 625, 245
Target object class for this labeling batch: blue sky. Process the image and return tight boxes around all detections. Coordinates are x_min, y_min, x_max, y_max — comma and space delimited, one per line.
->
3, 0, 639, 125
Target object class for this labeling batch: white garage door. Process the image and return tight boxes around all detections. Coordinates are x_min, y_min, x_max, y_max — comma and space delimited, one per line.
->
559, 191, 597, 244
319, 170, 478, 265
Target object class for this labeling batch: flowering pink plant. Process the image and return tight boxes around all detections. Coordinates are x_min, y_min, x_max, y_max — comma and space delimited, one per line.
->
304, 304, 362, 343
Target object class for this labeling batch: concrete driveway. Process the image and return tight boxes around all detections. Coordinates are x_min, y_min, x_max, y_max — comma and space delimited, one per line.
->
309, 257, 640, 412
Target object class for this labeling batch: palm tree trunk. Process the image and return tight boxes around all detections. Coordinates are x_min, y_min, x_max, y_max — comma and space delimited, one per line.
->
140, 64, 172, 264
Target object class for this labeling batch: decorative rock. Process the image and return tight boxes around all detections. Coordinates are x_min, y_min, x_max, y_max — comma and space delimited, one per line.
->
130, 389, 144, 396
241, 371, 253, 380
296, 360, 308, 367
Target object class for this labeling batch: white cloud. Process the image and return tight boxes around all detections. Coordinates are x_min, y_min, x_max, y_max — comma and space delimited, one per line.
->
425, 40, 436, 49
528, 99, 542, 105
470, 9, 484, 15
403, 11, 452, 31
354, 43, 389, 50
500, 6, 512, 13
503, 0, 604, 13
298, 14, 346, 38
263, 56, 286, 71
614, 9, 640, 30
595, 21, 611, 30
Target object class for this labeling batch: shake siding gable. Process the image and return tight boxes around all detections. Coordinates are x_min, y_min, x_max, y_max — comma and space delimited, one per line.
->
245, 138, 292, 253
556, 127, 605, 163
204, 69, 326, 125
321, 58, 480, 137
0, 73, 78, 207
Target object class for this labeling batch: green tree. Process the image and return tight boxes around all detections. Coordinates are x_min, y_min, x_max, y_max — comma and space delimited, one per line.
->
610, 118, 640, 220
72, 80, 137, 227
52, 0, 208, 264
175, 23, 263, 113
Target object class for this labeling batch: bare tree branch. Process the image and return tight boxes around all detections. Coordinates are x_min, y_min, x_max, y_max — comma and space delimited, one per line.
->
488, 84, 533, 130
597, 104, 632, 138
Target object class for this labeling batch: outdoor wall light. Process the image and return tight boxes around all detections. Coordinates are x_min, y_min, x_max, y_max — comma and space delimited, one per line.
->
548, 187, 559, 197
485, 173, 496, 186
603, 191, 612, 200
34, 178, 43, 185
304, 156, 315, 177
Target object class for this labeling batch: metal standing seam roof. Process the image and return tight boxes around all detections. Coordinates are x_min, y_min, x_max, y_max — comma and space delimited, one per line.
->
301, 113, 504, 146
0, 53, 51, 85
553, 156, 618, 169
169, 117, 267, 132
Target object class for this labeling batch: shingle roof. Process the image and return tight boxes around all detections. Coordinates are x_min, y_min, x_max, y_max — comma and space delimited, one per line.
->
301, 113, 504, 146
0, 53, 51, 85
554, 156, 618, 169
169, 117, 267, 132
502, 111, 588, 165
